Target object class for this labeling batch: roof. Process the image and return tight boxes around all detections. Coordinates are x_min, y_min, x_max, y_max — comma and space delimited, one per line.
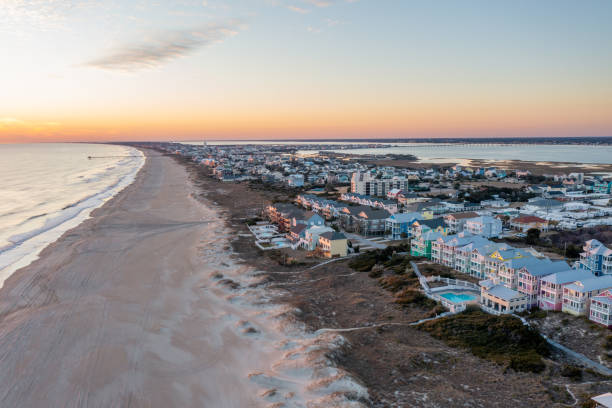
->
593, 290, 612, 305
290, 224, 307, 234
519, 259, 570, 277
511, 215, 547, 224
388, 212, 424, 223
592, 393, 612, 408
486, 284, 524, 301
320, 231, 347, 241
357, 207, 391, 220
565, 275, 612, 293
446, 212, 479, 220
418, 218, 446, 229
527, 199, 564, 208
541, 269, 593, 284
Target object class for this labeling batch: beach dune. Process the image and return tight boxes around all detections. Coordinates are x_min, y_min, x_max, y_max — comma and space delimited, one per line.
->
0, 152, 268, 407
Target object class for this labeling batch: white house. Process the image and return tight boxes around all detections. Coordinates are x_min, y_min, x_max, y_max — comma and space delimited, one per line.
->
464, 216, 503, 238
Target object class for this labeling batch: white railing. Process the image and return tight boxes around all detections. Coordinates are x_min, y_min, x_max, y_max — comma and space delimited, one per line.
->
426, 275, 480, 291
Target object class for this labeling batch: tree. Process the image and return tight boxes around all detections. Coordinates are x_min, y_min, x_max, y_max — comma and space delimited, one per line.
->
400, 232, 408, 239
526, 228, 541, 245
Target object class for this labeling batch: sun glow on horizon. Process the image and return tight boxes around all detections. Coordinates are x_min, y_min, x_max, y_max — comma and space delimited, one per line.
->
1, 0, 611, 143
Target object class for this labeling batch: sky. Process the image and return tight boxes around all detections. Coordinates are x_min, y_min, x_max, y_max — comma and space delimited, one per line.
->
0, 0, 611, 142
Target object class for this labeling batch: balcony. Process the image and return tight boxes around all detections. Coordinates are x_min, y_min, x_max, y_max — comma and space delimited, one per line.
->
590, 304, 611, 315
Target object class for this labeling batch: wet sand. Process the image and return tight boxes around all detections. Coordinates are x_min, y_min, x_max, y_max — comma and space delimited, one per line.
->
0, 152, 295, 407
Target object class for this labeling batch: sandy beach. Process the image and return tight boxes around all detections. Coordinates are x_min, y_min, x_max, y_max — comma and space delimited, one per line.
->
0, 151, 359, 407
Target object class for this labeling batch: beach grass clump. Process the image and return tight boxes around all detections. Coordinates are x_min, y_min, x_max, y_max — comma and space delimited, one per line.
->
349, 246, 416, 273
418, 308, 550, 373
560, 364, 583, 380
378, 274, 419, 292
394, 288, 437, 309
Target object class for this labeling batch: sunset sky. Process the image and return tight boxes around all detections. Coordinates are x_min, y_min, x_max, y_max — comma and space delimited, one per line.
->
1, 0, 611, 142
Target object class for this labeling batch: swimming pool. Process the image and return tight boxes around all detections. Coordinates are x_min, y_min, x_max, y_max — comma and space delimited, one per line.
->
440, 292, 478, 303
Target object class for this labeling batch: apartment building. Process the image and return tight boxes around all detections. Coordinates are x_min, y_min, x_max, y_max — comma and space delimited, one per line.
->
351, 171, 410, 197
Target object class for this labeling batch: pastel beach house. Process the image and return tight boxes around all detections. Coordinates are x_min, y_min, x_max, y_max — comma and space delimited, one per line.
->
539, 269, 593, 311
562, 275, 612, 316
516, 259, 569, 308
480, 278, 529, 315
317, 231, 348, 258
589, 290, 612, 328
578, 239, 612, 276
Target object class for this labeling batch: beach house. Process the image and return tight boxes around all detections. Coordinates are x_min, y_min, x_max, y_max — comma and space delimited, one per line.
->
516, 259, 570, 308
411, 218, 448, 238
410, 230, 443, 259
385, 212, 423, 240
480, 278, 529, 315
562, 275, 612, 316
443, 212, 480, 233
463, 216, 503, 238
509, 215, 549, 232
589, 290, 612, 328
578, 239, 612, 276
317, 231, 348, 258
303, 225, 335, 251
539, 269, 593, 311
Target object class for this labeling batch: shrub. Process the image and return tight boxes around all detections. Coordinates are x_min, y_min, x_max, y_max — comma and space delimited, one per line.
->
418, 309, 550, 373
508, 351, 547, 374
604, 335, 612, 351
560, 364, 583, 380
395, 289, 437, 309
379, 275, 418, 292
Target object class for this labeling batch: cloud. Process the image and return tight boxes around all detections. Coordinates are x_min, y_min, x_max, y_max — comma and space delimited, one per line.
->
0, 0, 97, 32
0, 117, 25, 126
83, 22, 243, 72
287, 5, 310, 13
302, 0, 356, 7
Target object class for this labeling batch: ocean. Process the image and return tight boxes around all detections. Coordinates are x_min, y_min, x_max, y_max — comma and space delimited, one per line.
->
0, 143, 145, 287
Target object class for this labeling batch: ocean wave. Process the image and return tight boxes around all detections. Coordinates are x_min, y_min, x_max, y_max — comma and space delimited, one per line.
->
0, 148, 145, 286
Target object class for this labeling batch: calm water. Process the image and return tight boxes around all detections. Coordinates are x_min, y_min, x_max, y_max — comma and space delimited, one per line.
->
182, 140, 612, 164
0, 143, 144, 286
299, 143, 612, 164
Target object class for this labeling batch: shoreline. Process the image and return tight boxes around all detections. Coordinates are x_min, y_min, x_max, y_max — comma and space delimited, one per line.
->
0, 149, 369, 407
0, 145, 145, 288
174, 155, 612, 407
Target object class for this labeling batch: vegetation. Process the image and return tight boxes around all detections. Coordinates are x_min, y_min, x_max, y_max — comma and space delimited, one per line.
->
463, 186, 536, 203
526, 228, 541, 245
348, 244, 413, 272
395, 288, 438, 309
419, 308, 550, 373
245, 217, 263, 226
560, 364, 583, 381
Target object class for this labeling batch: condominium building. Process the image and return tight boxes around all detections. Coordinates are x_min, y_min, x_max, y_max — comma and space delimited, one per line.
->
351, 171, 410, 197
